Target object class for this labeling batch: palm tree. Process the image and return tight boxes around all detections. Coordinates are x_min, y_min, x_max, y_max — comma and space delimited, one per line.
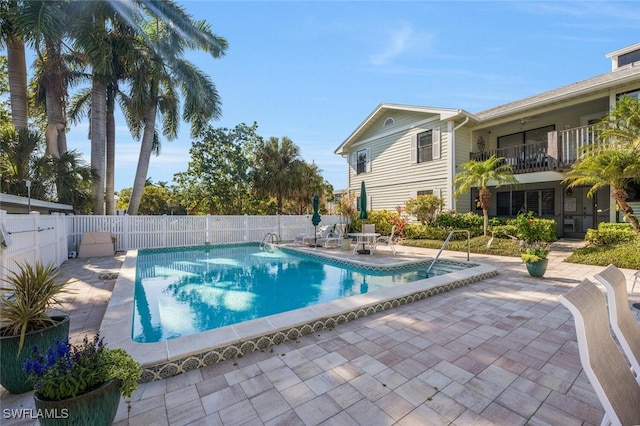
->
125, 12, 226, 215
563, 146, 640, 233
17, 0, 71, 157
454, 155, 518, 236
0, 1, 28, 130
253, 137, 305, 214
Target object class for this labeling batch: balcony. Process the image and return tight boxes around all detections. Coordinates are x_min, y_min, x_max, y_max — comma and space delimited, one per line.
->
470, 124, 599, 174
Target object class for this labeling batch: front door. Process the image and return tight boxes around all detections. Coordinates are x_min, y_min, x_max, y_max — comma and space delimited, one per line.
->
562, 186, 610, 237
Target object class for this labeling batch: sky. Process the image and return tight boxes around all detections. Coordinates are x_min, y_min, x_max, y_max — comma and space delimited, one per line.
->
60, 1, 640, 192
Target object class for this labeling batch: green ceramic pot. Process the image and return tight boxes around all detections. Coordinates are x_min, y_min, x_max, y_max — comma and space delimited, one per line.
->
0, 316, 70, 394
34, 378, 121, 426
525, 259, 548, 277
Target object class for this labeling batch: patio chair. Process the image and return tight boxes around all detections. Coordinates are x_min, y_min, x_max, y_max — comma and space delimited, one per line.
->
558, 279, 640, 426
376, 224, 396, 256
317, 225, 342, 248
362, 223, 376, 253
594, 264, 640, 377
294, 225, 328, 246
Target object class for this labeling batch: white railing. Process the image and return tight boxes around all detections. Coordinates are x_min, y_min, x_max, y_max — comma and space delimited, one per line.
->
1, 211, 344, 281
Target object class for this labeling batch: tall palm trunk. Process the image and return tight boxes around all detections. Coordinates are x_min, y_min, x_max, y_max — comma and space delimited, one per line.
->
42, 39, 68, 157
479, 187, 491, 236
612, 187, 640, 233
127, 103, 157, 215
105, 85, 116, 215
91, 80, 107, 214
6, 36, 28, 130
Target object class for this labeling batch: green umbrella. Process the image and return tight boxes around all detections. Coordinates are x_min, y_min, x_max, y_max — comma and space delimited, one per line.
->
311, 195, 321, 245
359, 181, 368, 220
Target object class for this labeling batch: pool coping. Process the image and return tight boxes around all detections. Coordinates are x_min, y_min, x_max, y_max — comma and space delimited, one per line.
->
99, 245, 498, 382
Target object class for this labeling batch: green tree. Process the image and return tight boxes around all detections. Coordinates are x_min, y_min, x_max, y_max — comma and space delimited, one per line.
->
116, 184, 177, 215
454, 155, 518, 236
125, 7, 227, 215
405, 194, 444, 225
563, 147, 640, 233
173, 123, 262, 214
252, 136, 306, 215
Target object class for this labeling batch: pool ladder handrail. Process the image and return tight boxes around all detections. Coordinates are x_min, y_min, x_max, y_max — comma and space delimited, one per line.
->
260, 232, 280, 248
425, 229, 470, 277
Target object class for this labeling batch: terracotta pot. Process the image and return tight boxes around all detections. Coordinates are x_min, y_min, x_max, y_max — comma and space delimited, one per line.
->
34, 378, 120, 426
0, 316, 70, 393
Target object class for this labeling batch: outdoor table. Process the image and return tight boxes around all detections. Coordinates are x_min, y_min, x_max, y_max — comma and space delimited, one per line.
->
347, 232, 380, 255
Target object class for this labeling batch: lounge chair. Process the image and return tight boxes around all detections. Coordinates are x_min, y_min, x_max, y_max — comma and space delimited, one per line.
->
317, 225, 342, 248
294, 225, 328, 246
558, 279, 640, 426
594, 264, 640, 377
376, 224, 396, 256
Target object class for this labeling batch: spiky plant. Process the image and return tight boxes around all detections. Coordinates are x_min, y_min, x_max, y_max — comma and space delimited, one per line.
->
0, 261, 71, 354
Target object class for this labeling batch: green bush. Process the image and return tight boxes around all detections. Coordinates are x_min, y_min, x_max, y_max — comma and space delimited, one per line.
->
514, 212, 557, 243
433, 211, 483, 232
405, 223, 473, 240
489, 224, 518, 239
404, 195, 444, 224
584, 222, 636, 246
350, 210, 397, 236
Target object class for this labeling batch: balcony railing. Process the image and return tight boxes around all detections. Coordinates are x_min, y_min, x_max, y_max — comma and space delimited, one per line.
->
469, 124, 599, 174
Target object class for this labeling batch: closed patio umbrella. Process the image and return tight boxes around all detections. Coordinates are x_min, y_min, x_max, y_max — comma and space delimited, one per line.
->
311, 195, 321, 246
359, 181, 368, 220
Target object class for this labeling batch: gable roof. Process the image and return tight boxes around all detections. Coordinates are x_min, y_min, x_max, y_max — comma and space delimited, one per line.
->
334, 103, 477, 155
475, 65, 640, 122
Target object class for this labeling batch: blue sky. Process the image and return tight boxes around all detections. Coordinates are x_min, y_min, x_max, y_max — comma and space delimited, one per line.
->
62, 1, 640, 192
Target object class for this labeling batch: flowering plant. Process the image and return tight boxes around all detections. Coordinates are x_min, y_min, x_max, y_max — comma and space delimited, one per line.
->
24, 334, 140, 401
520, 242, 550, 263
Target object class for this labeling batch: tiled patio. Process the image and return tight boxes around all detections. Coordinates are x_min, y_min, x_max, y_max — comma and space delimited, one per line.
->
2, 241, 639, 425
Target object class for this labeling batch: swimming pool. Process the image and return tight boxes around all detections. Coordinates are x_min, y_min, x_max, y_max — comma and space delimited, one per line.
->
100, 243, 498, 382
133, 244, 471, 343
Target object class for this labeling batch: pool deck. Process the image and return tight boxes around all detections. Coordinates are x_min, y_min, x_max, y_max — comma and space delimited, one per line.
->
2, 240, 639, 425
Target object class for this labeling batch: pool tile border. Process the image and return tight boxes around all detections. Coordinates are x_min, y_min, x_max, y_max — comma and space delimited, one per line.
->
100, 244, 497, 383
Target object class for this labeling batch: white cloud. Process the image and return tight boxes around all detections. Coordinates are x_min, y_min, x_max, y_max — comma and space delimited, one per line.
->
370, 24, 414, 66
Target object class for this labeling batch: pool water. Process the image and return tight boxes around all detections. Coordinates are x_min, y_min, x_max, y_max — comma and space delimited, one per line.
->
132, 244, 470, 343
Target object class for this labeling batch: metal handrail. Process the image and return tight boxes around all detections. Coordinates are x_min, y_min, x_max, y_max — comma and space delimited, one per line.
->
260, 232, 279, 248
425, 230, 470, 277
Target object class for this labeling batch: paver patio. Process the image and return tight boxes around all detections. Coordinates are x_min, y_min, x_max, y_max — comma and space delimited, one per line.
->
2, 240, 639, 425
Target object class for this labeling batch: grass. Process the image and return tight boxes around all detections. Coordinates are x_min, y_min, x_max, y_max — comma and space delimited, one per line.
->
403, 235, 640, 270
565, 238, 640, 270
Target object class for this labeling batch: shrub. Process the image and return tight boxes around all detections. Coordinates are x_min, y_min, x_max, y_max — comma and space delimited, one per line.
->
489, 224, 518, 239
350, 210, 397, 236
433, 211, 483, 232
584, 222, 636, 246
514, 212, 557, 243
24, 334, 141, 401
404, 195, 444, 224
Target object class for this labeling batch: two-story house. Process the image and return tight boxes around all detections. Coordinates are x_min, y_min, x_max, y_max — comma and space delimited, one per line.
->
334, 43, 640, 237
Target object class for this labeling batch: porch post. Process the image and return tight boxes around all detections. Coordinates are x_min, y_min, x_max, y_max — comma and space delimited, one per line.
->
547, 131, 559, 168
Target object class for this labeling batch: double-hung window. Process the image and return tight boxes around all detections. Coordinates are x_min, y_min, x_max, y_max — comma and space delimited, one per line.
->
354, 148, 370, 175
417, 131, 433, 163
411, 128, 440, 164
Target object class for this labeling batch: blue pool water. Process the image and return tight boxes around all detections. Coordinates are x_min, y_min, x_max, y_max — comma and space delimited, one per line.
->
132, 244, 471, 343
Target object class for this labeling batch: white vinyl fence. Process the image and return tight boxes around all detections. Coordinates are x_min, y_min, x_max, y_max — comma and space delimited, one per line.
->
1, 211, 343, 281
0, 210, 69, 280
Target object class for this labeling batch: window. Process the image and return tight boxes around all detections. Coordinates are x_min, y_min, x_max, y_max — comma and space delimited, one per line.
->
497, 189, 554, 217
417, 190, 433, 196
417, 131, 433, 163
356, 149, 368, 174
497, 125, 555, 149
618, 49, 640, 68
383, 117, 395, 127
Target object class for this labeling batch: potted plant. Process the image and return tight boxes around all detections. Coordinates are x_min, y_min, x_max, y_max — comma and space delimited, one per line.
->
0, 261, 72, 393
24, 334, 141, 426
520, 242, 550, 277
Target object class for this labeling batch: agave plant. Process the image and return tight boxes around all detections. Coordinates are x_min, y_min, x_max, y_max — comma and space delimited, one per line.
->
0, 261, 72, 354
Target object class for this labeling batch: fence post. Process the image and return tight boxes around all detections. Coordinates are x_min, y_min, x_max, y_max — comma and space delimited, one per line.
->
123, 214, 130, 251
244, 214, 249, 242
206, 214, 211, 244
0, 210, 7, 280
